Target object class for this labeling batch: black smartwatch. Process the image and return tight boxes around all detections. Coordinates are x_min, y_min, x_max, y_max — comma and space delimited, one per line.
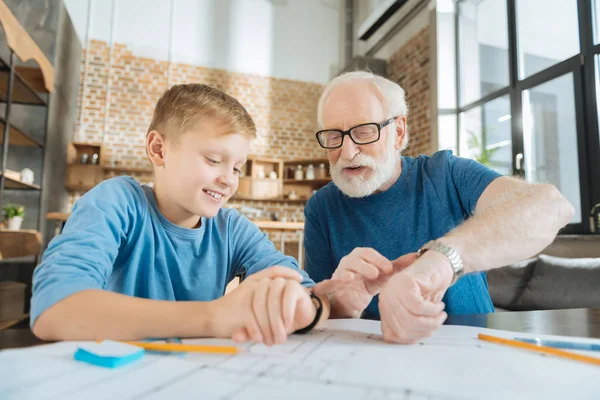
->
294, 293, 323, 334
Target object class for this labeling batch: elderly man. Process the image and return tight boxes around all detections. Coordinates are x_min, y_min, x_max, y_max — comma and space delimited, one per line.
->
305, 71, 574, 344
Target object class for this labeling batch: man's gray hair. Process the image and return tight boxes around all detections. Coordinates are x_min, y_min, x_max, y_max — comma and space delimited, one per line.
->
317, 71, 409, 150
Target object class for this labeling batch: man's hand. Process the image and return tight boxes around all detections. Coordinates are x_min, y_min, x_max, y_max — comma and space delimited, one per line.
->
213, 266, 316, 346
379, 250, 452, 344
313, 248, 418, 318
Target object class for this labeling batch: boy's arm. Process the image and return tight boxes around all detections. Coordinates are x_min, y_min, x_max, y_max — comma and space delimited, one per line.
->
32, 178, 212, 341
33, 290, 215, 341
32, 178, 135, 338
34, 266, 307, 341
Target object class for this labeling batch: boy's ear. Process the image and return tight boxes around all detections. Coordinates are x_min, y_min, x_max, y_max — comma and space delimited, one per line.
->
147, 130, 166, 167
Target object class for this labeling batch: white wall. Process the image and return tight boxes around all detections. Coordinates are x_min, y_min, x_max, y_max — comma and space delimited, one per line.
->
64, 0, 343, 84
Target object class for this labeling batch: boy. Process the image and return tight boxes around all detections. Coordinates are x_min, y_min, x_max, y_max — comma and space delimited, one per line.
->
32, 84, 329, 346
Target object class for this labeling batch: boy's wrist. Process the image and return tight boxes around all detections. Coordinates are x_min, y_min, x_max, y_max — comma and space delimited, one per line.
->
174, 300, 217, 338
293, 293, 322, 334
201, 300, 219, 337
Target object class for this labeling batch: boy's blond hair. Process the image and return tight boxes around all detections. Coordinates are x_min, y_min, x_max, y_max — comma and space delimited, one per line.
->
148, 84, 256, 139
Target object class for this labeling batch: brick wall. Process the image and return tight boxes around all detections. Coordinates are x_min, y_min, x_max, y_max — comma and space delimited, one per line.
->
75, 40, 327, 168
387, 27, 431, 157
71, 40, 329, 251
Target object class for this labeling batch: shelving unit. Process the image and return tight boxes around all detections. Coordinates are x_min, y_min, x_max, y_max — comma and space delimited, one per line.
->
283, 178, 331, 185
236, 157, 283, 200
104, 166, 153, 174
0, 2, 53, 235
282, 158, 331, 201
0, 1, 54, 329
65, 142, 103, 191
64, 141, 155, 191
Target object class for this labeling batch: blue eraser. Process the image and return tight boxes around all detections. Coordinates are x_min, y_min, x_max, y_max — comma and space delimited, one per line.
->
74, 340, 145, 368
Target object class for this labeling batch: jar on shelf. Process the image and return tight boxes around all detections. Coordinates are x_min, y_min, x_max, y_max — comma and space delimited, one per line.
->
305, 164, 315, 180
294, 165, 303, 180
317, 163, 327, 179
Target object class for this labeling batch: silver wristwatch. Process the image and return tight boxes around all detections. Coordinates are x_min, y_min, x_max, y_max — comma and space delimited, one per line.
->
417, 240, 464, 286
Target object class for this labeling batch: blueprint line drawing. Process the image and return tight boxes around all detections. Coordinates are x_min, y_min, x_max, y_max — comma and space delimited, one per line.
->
1, 319, 600, 400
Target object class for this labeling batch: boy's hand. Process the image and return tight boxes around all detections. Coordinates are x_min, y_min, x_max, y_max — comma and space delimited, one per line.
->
240, 276, 315, 346
211, 266, 316, 346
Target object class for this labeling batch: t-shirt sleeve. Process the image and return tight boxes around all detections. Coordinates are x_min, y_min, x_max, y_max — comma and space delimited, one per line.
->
30, 178, 138, 326
448, 152, 502, 216
303, 196, 336, 283
229, 212, 314, 288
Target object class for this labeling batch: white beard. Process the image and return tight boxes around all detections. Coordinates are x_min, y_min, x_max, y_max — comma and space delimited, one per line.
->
330, 132, 400, 198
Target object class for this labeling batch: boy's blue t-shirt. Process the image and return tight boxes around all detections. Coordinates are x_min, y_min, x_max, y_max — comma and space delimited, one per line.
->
304, 150, 502, 319
31, 176, 313, 326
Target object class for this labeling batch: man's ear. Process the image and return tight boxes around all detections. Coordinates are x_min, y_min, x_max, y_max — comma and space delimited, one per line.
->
394, 116, 407, 151
147, 130, 166, 167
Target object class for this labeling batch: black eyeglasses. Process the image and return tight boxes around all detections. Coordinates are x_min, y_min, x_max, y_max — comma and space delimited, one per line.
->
315, 117, 396, 149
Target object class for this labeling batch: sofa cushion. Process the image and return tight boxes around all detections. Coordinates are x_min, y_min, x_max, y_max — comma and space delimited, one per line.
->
514, 254, 600, 310
487, 257, 537, 309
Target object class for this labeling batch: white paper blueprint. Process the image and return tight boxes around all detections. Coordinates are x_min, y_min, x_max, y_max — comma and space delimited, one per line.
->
1, 319, 600, 400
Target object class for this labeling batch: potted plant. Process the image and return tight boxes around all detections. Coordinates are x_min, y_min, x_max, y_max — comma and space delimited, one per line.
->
466, 129, 500, 167
3, 203, 25, 230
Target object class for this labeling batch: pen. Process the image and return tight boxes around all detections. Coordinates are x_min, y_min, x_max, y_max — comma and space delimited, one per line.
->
478, 334, 600, 367
123, 341, 239, 355
514, 337, 600, 352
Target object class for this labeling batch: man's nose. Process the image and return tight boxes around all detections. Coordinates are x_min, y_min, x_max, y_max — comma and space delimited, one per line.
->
340, 135, 359, 161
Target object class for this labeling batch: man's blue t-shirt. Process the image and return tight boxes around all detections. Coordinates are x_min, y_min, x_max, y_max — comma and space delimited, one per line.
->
31, 176, 313, 326
304, 150, 501, 319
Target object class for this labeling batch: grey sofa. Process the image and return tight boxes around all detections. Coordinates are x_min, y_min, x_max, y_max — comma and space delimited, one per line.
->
487, 235, 600, 311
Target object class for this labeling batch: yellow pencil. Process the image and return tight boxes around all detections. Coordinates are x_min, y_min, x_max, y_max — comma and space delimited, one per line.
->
478, 334, 600, 367
123, 341, 239, 355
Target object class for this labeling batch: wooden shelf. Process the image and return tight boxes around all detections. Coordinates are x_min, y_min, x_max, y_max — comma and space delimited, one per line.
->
46, 212, 69, 222
0, 313, 28, 331
0, 172, 40, 190
0, 116, 44, 147
104, 166, 153, 174
284, 178, 331, 185
0, 67, 48, 106
239, 177, 279, 182
231, 195, 308, 203
0, 230, 41, 259
253, 221, 304, 230
283, 158, 329, 166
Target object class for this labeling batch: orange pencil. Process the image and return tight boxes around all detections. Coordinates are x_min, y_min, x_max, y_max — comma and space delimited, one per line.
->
478, 334, 600, 367
123, 341, 239, 355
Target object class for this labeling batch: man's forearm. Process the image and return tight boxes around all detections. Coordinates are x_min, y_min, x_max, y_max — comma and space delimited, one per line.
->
32, 290, 215, 341
442, 181, 574, 273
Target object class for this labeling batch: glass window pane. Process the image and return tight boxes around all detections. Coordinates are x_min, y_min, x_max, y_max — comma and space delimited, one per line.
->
459, 95, 512, 176
516, 0, 580, 79
596, 55, 600, 149
459, 0, 509, 106
437, 0, 457, 109
594, 0, 600, 44
438, 114, 457, 154
522, 73, 581, 223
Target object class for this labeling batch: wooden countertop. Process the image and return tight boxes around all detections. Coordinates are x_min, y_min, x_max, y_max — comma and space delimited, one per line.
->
48, 212, 304, 230
253, 221, 304, 230
46, 212, 69, 222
